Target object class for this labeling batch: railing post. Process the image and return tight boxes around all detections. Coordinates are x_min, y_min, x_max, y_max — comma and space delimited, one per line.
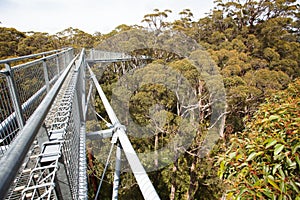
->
67, 50, 71, 64
56, 54, 60, 75
91, 48, 95, 60
42, 57, 50, 92
70, 49, 74, 63
4, 63, 24, 129
63, 52, 66, 70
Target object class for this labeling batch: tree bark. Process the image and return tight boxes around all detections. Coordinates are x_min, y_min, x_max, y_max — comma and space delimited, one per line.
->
170, 151, 178, 200
87, 147, 98, 194
187, 157, 198, 200
154, 132, 159, 170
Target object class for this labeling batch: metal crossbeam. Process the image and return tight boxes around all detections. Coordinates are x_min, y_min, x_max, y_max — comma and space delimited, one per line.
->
86, 58, 135, 63
86, 129, 114, 140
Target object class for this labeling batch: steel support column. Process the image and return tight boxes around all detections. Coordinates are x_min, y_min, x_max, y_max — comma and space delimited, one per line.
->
112, 143, 122, 200
4, 63, 24, 129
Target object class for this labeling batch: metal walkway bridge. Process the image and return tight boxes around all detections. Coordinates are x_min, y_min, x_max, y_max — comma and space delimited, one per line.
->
0, 48, 159, 200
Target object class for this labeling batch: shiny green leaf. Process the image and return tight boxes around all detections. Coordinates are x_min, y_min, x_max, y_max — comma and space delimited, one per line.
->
295, 155, 300, 168
274, 144, 284, 156
229, 152, 236, 159
280, 180, 286, 193
292, 143, 300, 154
269, 115, 280, 121
262, 189, 273, 199
278, 168, 285, 180
272, 163, 281, 175
290, 180, 300, 193
246, 152, 257, 161
286, 156, 296, 168
266, 139, 277, 149
267, 175, 281, 192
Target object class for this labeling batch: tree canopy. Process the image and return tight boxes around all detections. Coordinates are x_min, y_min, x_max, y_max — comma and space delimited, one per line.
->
1, 0, 299, 199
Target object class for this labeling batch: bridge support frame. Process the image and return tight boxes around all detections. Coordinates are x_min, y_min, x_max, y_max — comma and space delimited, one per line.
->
112, 142, 122, 199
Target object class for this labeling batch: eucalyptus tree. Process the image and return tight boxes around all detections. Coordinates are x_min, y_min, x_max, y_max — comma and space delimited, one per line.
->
0, 27, 25, 59
142, 8, 172, 34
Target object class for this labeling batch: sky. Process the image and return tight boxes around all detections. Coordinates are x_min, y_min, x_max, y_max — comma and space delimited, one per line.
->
0, 0, 215, 35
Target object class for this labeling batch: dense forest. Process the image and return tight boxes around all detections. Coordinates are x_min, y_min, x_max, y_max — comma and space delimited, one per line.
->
1, 0, 299, 199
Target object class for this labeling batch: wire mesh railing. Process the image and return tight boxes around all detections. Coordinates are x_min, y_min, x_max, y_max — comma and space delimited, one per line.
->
14, 61, 46, 119
0, 48, 73, 156
20, 49, 87, 200
86, 49, 132, 61
0, 48, 79, 200
57, 52, 87, 199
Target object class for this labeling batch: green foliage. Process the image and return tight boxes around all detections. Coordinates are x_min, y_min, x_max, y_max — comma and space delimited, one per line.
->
0, 26, 99, 60
0, 27, 25, 59
142, 8, 172, 33
1, 0, 299, 198
56, 27, 94, 49
219, 79, 300, 199
90, 2, 299, 197
129, 83, 176, 125
17, 32, 55, 55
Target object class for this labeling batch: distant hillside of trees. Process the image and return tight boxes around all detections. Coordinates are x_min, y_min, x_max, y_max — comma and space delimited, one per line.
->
1, 0, 299, 199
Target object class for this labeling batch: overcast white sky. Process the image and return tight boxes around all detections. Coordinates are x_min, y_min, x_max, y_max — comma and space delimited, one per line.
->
0, 0, 215, 34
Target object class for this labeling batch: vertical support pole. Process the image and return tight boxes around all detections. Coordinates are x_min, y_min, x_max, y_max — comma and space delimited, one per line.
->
66, 51, 69, 65
81, 56, 86, 121
63, 52, 66, 70
84, 84, 93, 119
70, 48, 74, 63
5, 63, 24, 129
42, 58, 50, 92
68, 50, 71, 64
91, 48, 95, 60
112, 143, 122, 200
56, 54, 60, 75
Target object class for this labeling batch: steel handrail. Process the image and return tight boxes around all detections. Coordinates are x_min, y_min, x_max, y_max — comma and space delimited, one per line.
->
0, 48, 70, 65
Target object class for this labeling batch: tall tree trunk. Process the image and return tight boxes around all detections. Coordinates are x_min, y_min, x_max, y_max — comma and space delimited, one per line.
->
154, 132, 159, 170
87, 147, 98, 194
198, 80, 205, 123
170, 151, 178, 200
187, 157, 198, 200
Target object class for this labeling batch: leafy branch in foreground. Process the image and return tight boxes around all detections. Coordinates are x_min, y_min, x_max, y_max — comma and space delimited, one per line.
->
219, 79, 300, 199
